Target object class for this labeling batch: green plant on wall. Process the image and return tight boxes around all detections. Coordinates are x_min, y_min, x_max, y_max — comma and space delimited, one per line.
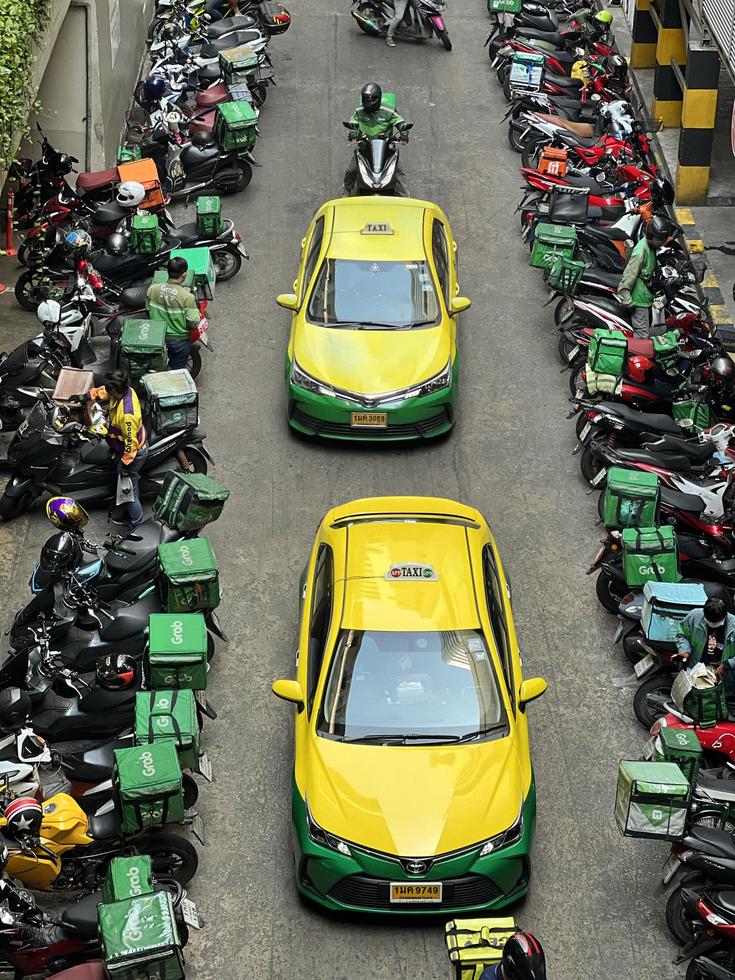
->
0, 0, 51, 170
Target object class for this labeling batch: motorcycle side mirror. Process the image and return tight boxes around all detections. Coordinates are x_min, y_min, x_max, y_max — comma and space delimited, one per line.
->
342, 122, 354, 130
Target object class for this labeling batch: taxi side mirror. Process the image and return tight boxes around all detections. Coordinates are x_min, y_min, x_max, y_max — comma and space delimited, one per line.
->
272, 678, 305, 712
518, 677, 547, 712
276, 293, 299, 312
449, 296, 471, 316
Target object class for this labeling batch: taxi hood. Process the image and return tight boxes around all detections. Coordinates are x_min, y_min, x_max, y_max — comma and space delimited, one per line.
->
294, 323, 449, 397
306, 735, 523, 856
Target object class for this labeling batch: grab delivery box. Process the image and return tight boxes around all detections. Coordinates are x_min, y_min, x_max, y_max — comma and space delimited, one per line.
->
615, 760, 689, 840
98, 891, 185, 980
445, 917, 518, 979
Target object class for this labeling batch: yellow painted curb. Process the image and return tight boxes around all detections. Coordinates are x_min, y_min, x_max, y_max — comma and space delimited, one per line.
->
685, 239, 705, 253
675, 207, 695, 225
710, 305, 732, 324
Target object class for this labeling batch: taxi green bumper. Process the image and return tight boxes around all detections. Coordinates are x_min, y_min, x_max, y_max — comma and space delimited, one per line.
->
291, 778, 535, 915
285, 356, 457, 441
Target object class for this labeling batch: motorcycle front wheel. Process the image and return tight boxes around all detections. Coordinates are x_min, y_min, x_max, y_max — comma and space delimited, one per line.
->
141, 831, 199, 886
438, 28, 452, 50
521, 136, 546, 171
212, 246, 242, 282
595, 569, 623, 614
0, 489, 36, 521
14, 271, 44, 312
633, 674, 673, 729
580, 443, 606, 487
665, 885, 695, 945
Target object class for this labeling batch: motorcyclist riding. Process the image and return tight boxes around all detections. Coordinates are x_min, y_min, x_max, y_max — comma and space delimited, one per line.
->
343, 83, 409, 195
480, 931, 547, 979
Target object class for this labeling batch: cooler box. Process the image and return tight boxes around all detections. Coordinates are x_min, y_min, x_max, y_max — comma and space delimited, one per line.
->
585, 329, 627, 396
602, 467, 660, 530
114, 741, 185, 835
653, 726, 702, 787
135, 690, 200, 770
196, 196, 223, 238
98, 891, 184, 980
621, 525, 680, 586
157, 538, 220, 614
214, 101, 258, 154
102, 855, 155, 904
641, 582, 706, 643
509, 52, 545, 93
530, 223, 577, 269
445, 917, 518, 980
52, 367, 94, 406
169, 247, 215, 301
118, 319, 168, 382
147, 612, 209, 691
141, 370, 198, 434
130, 213, 162, 255
154, 471, 230, 532
614, 761, 689, 840
117, 158, 164, 210
219, 44, 259, 85
543, 255, 585, 295
539, 146, 568, 176
672, 398, 712, 432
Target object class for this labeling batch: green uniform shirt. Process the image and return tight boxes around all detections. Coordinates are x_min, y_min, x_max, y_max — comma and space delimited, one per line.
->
617, 239, 656, 309
146, 279, 200, 338
348, 106, 406, 140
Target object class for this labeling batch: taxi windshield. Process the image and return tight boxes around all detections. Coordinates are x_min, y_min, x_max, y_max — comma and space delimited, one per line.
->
317, 629, 507, 744
306, 259, 440, 329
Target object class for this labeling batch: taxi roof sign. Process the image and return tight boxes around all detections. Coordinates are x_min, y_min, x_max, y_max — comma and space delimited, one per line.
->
362, 222, 394, 235
385, 563, 438, 582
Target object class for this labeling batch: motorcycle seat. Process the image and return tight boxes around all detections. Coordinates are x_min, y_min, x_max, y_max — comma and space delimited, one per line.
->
119, 286, 150, 310
627, 338, 654, 357
205, 13, 257, 38
614, 447, 692, 472
197, 63, 222, 86
199, 29, 262, 58
644, 436, 713, 462
520, 13, 559, 32
48, 961, 110, 980
661, 486, 707, 514
697, 773, 735, 804
707, 890, 735, 918
583, 224, 630, 242
535, 114, 596, 138
580, 269, 622, 289
105, 518, 179, 573
546, 73, 583, 90
600, 403, 683, 435
685, 825, 735, 857
87, 808, 122, 841
195, 84, 228, 108
515, 28, 566, 46
174, 221, 200, 243
62, 891, 103, 939
76, 167, 118, 194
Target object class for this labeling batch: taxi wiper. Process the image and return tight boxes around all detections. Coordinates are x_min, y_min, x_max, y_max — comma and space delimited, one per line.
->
326, 320, 398, 330
345, 733, 462, 744
456, 724, 506, 742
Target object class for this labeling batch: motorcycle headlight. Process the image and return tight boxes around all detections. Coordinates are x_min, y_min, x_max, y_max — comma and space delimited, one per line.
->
306, 801, 352, 857
378, 157, 398, 188
404, 360, 452, 400
290, 361, 337, 398
357, 156, 372, 184
478, 808, 523, 856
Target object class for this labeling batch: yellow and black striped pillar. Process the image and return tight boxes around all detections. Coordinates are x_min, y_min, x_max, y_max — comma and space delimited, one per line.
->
630, 0, 657, 69
651, 0, 687, 127
676, 45, 721, 205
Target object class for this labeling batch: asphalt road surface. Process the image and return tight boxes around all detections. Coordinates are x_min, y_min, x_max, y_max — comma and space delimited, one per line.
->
0, 2, 685, 978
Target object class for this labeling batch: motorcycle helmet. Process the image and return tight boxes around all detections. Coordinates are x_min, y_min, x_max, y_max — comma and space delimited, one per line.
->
266, 6, 291, 34
191, 131, 214, 149
361, 82, 382, 114
104, 369, 130, 397
607, 54, 628, 82
593, 10, 613, 26
116, 181, 146, 208
501, 932, 547, 980
627, 354, 651, 383
645, 214, 675, 248
40, 531, 83, 575
143, 74, 167, 103
36, 299, 62, 329
0, 689, 31, 729
106, 232, 128, 256
650, 176, 675, 206
46, 496, 89, 532
3, 798, 43, 839
96, 654, 136, 690
704, 596, 728, 628
64, 229, 92, 258
711, 355, 735, 385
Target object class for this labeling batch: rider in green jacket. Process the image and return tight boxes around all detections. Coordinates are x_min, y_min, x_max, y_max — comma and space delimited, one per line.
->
675, 597, 735, 693
617, 215, 674, 338
343, 82, 408, 194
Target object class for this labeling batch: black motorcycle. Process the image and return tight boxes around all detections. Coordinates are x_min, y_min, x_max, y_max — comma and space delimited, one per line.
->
343, 122, 412, 196
141, 123, 255, 197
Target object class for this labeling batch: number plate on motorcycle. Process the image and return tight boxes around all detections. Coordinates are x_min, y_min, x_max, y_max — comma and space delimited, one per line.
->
590, 466, 607, 486
351, 412, 387, 428
390, 882, 442, 904
643, 735, 656, 760
567, 344, 580, 363
634, 653, 655, 678
593, 545, 605, 565
662, 852, 680, 885
579, 421, 592, 441
181, 898, 201, 929
198, 751, 214, 782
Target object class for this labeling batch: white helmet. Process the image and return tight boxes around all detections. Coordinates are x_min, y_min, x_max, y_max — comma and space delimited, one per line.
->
37, 299, 61, 328
116, 181, 146, 208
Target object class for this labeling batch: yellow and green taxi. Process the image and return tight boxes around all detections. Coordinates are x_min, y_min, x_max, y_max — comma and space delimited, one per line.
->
276, 197, 470, 441
272, 496, 546, 915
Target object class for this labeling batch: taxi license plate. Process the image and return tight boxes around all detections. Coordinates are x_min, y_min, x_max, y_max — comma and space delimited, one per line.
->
390, 882, 442, 904
351, 412, 387, 428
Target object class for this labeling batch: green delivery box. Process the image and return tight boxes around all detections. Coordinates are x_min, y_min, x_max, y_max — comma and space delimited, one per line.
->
653, 726, 702, 787
622, 525, 680, 586
114, 742, 185, 835
214, 100, 258, 154
169, 247, 215, 302
102, 855, 155, 904
615, 760, 689, 840
118, 319, 168, 382
157, 538, 220, 614
602, 467, 660, 530
142, 370, 198, 435
147, 612, 209, 691
530, 223, 577, 269
135, 690, 201, 770
154, 471, 230, 532
99, 891, 184, 980
196, 195, 223, 237
130, 213, 162, 255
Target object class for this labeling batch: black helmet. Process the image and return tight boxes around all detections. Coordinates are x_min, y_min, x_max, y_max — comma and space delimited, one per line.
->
104, 369, 129, 396
650, 177, 675, 206
607, 54, 628, 80
96, 654, 136, 690
704, 596, 728, 628
0, 689, 31, 729
106, 233, 127, 256
40, 532, 83, 575
361, 82, 382, 114
502, 932, 547, 980
645, 214, 675, 247
711, 355, 735, 385
191, 131, 213, 149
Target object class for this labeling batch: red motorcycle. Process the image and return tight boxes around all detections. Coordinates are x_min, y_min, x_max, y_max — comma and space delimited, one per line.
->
655, 712, 735, 771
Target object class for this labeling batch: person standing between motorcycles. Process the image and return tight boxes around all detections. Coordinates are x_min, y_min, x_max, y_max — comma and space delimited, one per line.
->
385, 0, 410, 46
73, 370, 148, 528
479, 931, 547, 980
343, 83, 408, 194
616, 215, 676, 339
676, 597, 735, 693
146, 257, 201, 370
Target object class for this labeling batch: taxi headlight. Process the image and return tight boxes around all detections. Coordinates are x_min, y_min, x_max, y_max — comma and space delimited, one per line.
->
479, 808, 523, 857
404, 361, 452, 400
290, 360, 336, 398
306, 801, 352, 857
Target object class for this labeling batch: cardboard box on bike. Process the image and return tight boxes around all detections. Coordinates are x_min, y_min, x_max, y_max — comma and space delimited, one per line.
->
615, 760, 689, 840
445, 917, 517, 979
157, 538, 220, 614
113, 741, 185, 835
135, 690, 201, 770
117, 158, 165, 210
102, 855, 155, 904
154, 471, 230, 533
52, 367, 94, 407
98, 890, 185, 980
147, 612, 209, 691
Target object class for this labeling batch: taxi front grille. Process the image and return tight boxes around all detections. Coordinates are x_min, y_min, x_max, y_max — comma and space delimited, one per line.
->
290, 406, 452, 438
328, 874, 503, 910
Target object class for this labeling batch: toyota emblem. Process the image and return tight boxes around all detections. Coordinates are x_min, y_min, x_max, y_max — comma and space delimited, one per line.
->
406, 860, 427, 875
